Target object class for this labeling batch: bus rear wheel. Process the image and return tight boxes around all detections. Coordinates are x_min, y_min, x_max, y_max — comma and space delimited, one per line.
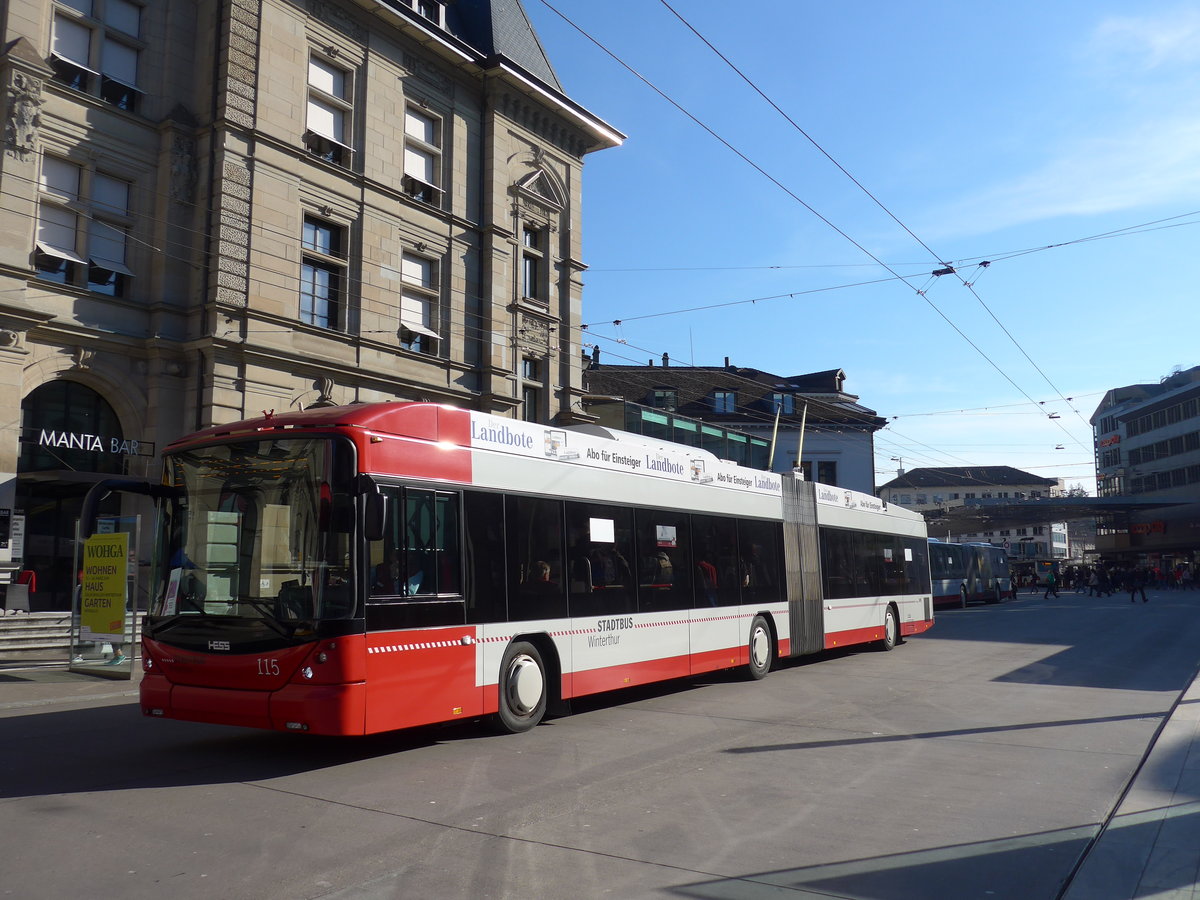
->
879, 605, 899, 651
747, 615, 773, 680
496, 641, 547, 733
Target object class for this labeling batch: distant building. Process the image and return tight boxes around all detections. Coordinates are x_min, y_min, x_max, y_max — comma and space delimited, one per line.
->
877, 466, 1068, 560
1091, 365, 1200, 568
583, 355, 884, 493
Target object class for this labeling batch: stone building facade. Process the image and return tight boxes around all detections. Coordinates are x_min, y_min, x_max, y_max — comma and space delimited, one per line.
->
0, 0, 620, 608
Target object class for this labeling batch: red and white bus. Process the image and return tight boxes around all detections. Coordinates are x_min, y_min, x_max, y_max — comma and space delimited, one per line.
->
126, 402, 932, 736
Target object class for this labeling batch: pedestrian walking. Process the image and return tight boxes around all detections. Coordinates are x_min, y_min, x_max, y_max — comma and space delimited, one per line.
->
1043, 568, 1059, 600
1124, 567, 1148, 603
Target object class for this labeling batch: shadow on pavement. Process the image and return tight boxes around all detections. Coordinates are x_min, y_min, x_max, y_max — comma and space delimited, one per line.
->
919, 592, 1200, 692
671, 804, 1200, 900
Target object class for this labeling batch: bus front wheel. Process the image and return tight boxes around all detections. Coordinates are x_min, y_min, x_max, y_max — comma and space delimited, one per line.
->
496, 641, 547, 733
746, 615, 773, 680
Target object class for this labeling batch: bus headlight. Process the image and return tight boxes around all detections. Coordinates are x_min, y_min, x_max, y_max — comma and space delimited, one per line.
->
301, 666, 314, 680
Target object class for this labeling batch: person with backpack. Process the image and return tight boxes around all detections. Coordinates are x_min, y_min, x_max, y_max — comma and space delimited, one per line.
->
1043, 567, 1060, 600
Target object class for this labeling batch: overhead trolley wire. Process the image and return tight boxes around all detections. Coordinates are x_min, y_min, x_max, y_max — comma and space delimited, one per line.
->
535, 0, 1087, 454
650, 0, 1092, 452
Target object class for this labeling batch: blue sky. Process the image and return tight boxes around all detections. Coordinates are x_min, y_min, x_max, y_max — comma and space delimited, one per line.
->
523, 0, 1200, 491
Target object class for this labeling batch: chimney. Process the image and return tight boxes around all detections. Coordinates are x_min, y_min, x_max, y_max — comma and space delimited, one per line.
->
724, 356, 731, 368
662, 352, 669, 367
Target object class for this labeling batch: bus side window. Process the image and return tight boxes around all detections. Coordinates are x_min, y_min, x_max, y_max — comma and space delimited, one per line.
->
506, 495, 566, 621
634, 510, 692, 614
464, 491, 506, 624
368, 488, 461, 599
403, 489, 461, 596
739, 519, 782, 605
692, 515, 740, 607
369, 487, 402, 597
566, 502, 634, 617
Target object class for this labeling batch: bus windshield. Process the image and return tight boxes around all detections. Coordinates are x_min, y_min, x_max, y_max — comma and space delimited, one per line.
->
150, 437, 355, 624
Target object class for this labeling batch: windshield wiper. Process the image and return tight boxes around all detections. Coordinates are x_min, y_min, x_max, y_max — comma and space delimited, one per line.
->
235, 598, 302, 637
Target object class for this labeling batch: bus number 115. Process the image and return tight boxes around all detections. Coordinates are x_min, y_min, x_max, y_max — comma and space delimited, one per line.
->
256, 658, 279, 676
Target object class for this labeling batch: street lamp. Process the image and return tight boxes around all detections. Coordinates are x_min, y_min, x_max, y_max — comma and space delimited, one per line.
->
891, 456, 904, 475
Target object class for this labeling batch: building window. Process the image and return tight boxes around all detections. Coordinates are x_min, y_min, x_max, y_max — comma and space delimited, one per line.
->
521, 385, 541, 423
521, 356, 543, 423
817, 460, 838, 485
712, 390, 736, 413
51, 1, 143, 112
35, 156, 83, 284
305, 55, 353, 166
87, 173, 132, 295
35, 154, 134, 296
769, 392, 794, 415
521, 226, 544, 302
399, 0, 444, 24
651, 389, 677, 410
399, 251, 439, 354
300, 216, 344, 330
402, 106, 441, 204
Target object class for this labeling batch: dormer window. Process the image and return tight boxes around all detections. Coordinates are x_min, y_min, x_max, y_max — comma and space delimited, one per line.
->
651, 389, 676, 410
712, 390, 736, 414
769, 392, 794, 415
400, 0, 444, 25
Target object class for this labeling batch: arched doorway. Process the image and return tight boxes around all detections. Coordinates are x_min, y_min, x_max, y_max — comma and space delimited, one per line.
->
16, 381, 125, 610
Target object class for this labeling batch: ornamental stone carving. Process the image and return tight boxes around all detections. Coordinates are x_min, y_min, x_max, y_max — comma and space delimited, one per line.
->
5, 72, 43, 160
170, 134, 198, 204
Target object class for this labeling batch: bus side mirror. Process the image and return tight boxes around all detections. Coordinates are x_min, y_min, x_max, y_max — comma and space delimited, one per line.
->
364, 486, 385, 542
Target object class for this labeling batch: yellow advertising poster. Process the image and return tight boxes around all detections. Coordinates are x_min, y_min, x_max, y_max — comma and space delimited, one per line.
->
80, 531, 128, 638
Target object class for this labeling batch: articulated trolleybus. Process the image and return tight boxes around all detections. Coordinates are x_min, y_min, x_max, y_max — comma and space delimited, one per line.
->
138, 403, 932, 736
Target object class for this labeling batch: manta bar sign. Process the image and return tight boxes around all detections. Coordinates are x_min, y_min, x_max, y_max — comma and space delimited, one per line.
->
22, 428, 154, 457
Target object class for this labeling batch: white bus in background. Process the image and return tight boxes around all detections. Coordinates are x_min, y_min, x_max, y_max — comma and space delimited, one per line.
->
928, 539, 1012, 608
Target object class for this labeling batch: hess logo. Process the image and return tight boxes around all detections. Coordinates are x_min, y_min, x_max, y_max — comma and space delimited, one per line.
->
208, 640, 231, 651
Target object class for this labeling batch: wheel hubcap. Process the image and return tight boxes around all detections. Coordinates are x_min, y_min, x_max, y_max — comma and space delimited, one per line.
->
507, 655, 544, 714
750, 627, 769, 669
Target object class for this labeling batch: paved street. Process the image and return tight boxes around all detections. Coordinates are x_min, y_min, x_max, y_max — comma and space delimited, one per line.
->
2, 589, 1199, 899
